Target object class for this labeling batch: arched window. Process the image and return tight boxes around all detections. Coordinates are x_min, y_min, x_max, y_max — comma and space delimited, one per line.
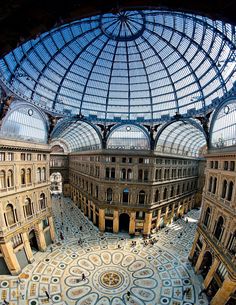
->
183, 169, 187, 176
227, 181, 234, 201
208, 176, 213, 192
138, 191, 145, 204
107, 188, 113, 202
224, 161, 228, 170
138, 169, 143, 181
121, 168, 126, 180
163, 188, 168, 200
176, 185, 180, 195
159, 169, 162, 180
105, 167, 110, 179
7, 170, 13, 187
5, 204, 17, 226
39, 193, 46, 209
111, 168, 115, 179
21, 169, 26, 185
41, 167, 46, 181
230, 161, 235, 171
24, 198, 33, 217
26, 168, 31, 184
182, 183, 185, 193
127, 169, 132, 180
204, 207, 211, 227
170, 186, 174, 197
0, 170, 6, 189
212, 178, 217, 194
221, 180, 227, 198
155, 190, 159, 202
123, 188, 129, 203
214, 216, 224, 240
144, 170, 148, 181
186, 183, 189, 191
37, 168, 41, 182
155, 169, 158, 180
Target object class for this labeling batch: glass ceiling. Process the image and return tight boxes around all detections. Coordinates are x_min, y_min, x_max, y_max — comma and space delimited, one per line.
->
0, 10, 236, 122
155, 120, 207, 157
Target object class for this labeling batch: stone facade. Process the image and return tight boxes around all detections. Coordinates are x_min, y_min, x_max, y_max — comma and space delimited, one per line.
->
189, 147, 236, 305
69, 150, 204, 236
0, 138, 55, 275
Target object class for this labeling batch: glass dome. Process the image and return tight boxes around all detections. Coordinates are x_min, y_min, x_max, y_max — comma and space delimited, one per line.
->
0, 10, 236, 122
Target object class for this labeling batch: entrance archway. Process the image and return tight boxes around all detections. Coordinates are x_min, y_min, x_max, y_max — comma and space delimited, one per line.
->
119, 213, 130, 233
29, 230, 39, 252
50, 172, 62, 195
200, 251, 213, 279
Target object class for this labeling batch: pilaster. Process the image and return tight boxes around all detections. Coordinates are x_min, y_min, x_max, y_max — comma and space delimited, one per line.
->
99, 208, 105, 232
113, 210, 119, 233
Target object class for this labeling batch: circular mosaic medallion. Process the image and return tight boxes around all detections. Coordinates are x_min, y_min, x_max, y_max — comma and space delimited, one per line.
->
100, 271, 122, 288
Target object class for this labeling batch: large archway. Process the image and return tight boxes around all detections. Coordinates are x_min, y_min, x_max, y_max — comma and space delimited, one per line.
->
50, 172, 63, 195
119, 213, 130, 233
200, 251, 213, 279
29, 230, 39, 253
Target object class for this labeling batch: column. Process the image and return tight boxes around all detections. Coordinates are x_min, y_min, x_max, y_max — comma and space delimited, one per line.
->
164, 206, 169, 225
170, 204, 175, 222
204, 257, 220, 288
21, 231, 34, 263
211, 276, 236, 305
48, 216, 56, 242
92, 204, 96, 225
34, 222, 47, 251
0, 241, 21, 275
194, 242, 207, 273
113, 210, 119, 233
156, 209, 161, 229
129, 212, 136, 235
189, 231, 200, 260
177, 202, 181, 217
99, 208, 105, 232
88, 201, 91, 219
143, 212, 152, 236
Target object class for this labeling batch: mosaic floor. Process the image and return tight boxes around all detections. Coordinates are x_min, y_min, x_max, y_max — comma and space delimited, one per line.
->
0, 197, 209, 305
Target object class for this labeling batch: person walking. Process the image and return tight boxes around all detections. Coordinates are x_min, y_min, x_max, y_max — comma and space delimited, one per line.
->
45, 290, 50, 300
82, 273, 86, 281
127, 291, 131, 301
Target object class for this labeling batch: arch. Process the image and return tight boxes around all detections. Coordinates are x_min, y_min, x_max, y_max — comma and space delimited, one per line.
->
50, 172, 63, 194
212, 177, 217, 194
106, 188, 113, 202
7, 170, 13, 187
51, 119, 102, 152
5, 204, 16, 226
127, 169, 132, 180
200, 251, 213, 279
36, 168, 41, 182
28, 230, 39, 251
163, 188, 168, 200
210, 98, 236, 148
208, 176, 213, 192
39, 193, 47, 209
138, 190, 145, 205
221, 180, 227, 199
119, 213, 130, 233
121, 168, 126, 180
155, 119, 207, 157
107, 124, 150, 150
122, 188, 129, 204
26, 168, 32, 184
204, 207, 211, 227
227, 181, 234, 201
214, 216, 224, 240
0, 170, 6, 189
21, 169, 26, 185
0, 102, 48, 143
24, 197, 33, 217
155, 189, 159, 202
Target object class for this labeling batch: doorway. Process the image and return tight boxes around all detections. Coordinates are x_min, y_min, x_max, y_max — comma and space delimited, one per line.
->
29, 230, 39, 252
200, 251, 213, 279
119, 213, 130, 233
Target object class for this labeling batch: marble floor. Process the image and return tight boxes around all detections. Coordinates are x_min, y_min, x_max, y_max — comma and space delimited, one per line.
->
0, 198, 209, 305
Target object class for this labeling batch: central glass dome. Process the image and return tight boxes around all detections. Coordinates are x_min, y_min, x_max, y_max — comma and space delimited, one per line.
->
0, 10, 235, 122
